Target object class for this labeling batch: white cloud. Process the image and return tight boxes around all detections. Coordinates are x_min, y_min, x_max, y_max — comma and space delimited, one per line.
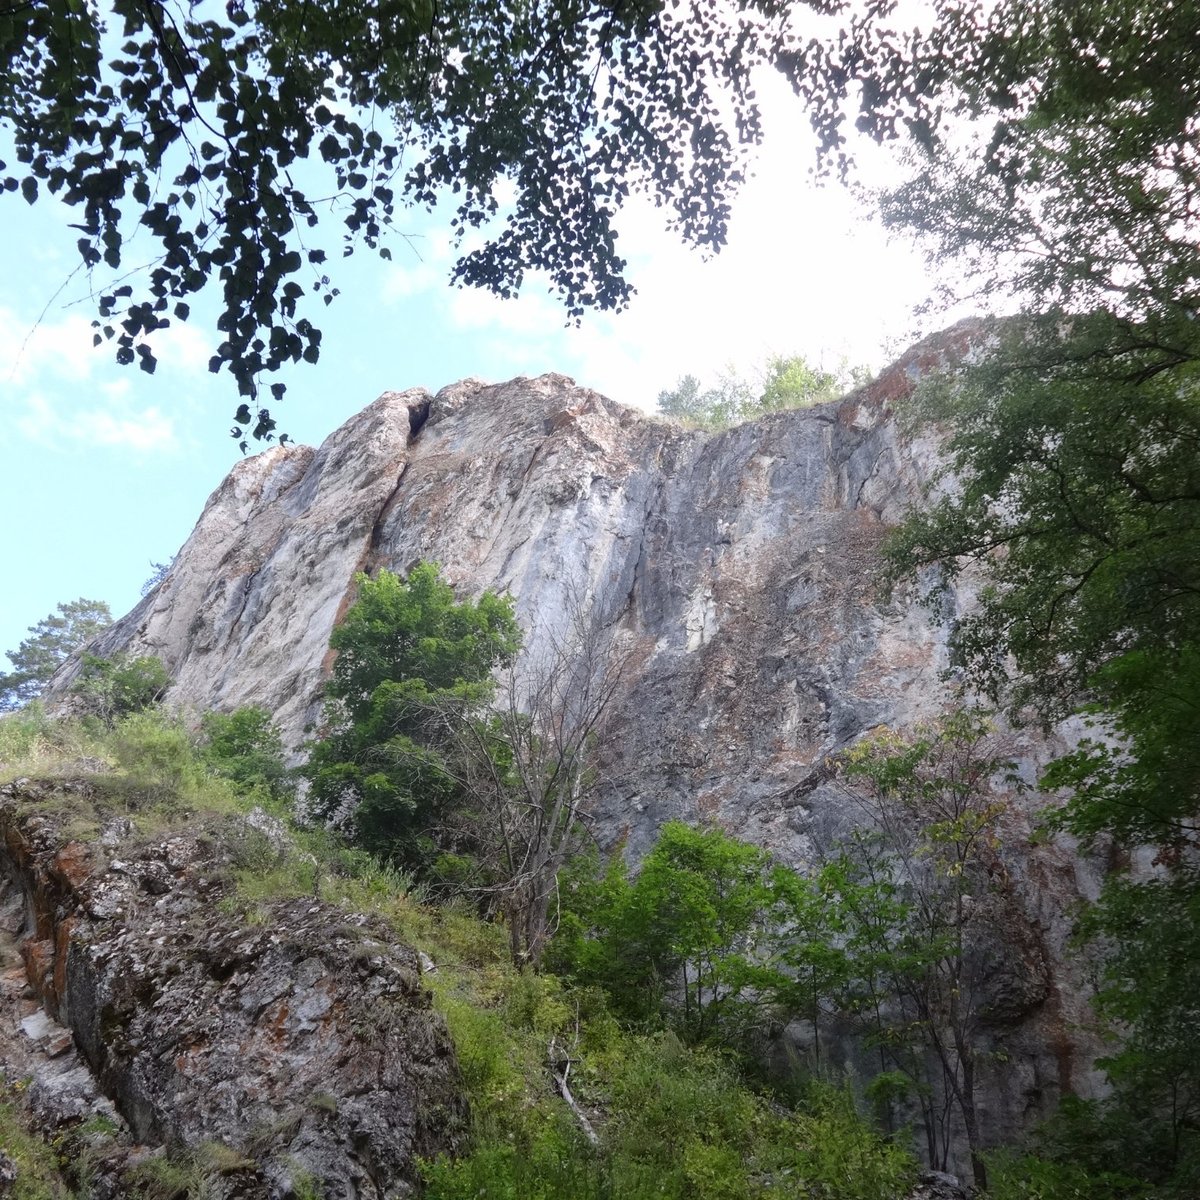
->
0, 307, 105, 386
150, 320, 212, 373
447, 283, 566, 340
0, 293, 215, 455
13, 391, 179, 454
0, 303, 212, 385
381, 258, 443, 302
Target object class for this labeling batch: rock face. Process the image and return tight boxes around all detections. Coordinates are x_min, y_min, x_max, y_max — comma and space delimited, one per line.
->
64, 351, 958, 771
0, 778, 466, 1198
54, 326, 1106, 1171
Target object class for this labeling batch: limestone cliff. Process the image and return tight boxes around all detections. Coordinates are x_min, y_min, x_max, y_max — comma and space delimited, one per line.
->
70, 337, 962, 783
55, 327, 1105, 1164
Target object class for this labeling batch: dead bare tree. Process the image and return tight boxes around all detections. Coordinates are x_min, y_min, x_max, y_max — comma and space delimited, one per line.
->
440, 590, 632, 968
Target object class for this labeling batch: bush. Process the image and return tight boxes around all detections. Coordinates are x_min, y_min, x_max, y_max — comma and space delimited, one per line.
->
72, 652, 169, 727
656, 356, 856, 430
604, 1033, 758, 1197
201, 706, 293, 803
304, 564, 520, 873
550, 824, 784, 1044
108, 710, 206, 799
421, 1118, 607, 1200
783, 1082, 918, 1200
0, 703, 67, 769
982, 1149, 1147, 1200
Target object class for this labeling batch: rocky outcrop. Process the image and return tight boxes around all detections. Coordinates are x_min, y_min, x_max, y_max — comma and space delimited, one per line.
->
60, 342, 965, 771
50, 323, 1106, 1171
0, 778, 466, 1198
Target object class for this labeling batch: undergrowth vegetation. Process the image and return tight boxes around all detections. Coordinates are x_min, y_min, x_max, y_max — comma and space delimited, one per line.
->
0, 1091, 75, 1199
0, 699, 1159, 1200
0, 704, 921, 1200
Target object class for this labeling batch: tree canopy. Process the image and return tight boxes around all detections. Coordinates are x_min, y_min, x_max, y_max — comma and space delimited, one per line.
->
13, 0, 1174, 445
0, 598, 112, 710
869, 2, 1200, 1186
656, 354, 850, 429
304, 563, 520, 867
2, 0, 824, 445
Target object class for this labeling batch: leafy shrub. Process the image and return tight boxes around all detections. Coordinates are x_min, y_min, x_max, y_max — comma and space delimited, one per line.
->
781, 1082, 918, 1200
501, 969, 572, 1038
108, 710, 206, 800
0, 702, 53, 765
304, 564, 520, 873
604, 1033, 758, 1197
72, 652, 169, 727
550, 823, 785, 1044
982, 1149, 1147, 1200
201, 706, 293, 803
435, 993, 534, 1125
656, 355, 858, 430
422, 1117, 607, 1200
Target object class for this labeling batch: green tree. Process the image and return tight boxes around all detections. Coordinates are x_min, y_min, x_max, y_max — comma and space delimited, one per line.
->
625, 822, 781, 1043
859, 5, 1200, 1186
656, 355, 849, 430
0, 598, 112, 709
71, 651, 170, 727
656, 369, 755, 429
1067, 869, 1200, 1192
838, 714, 1020, 1190
554, 822, 786, 1044
868, 5, 1200, 323
141, 558, 175, 596
868, 4, 1200, 755
201, 705, 292, 803
2, 0, 836, 444
304, 563, 520, 872
758, 354, 846, 412
767, 854, 861, 1070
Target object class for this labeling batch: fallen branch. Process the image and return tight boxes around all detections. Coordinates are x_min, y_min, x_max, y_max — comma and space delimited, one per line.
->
548, 1035, 599, 1146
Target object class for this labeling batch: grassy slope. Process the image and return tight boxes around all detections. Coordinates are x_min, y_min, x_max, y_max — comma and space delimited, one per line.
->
0, 707, 919, 1200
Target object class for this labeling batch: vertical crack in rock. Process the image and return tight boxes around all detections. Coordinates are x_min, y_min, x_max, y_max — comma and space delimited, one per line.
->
854, 446, 895, 515
407, 397, 432, 441
229, 563, 263, 632
369, 464, 410, 555
320, 461, 410, 679
624, 481, 661, 624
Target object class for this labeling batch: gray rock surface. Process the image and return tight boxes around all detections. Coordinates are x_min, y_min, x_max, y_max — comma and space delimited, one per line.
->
49, 325, 1106, 1173
0, 779, 466, 1198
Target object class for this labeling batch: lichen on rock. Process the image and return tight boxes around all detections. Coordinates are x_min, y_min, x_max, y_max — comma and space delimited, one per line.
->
0, 777, 466, 1198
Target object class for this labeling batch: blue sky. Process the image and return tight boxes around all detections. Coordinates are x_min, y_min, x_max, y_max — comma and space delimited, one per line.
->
0, 75, 933, 663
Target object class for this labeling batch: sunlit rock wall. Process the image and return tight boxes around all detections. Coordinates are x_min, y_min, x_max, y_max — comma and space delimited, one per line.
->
61, 325, 1106, 1167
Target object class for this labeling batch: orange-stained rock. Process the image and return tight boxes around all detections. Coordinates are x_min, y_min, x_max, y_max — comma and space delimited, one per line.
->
21, 937, 54, 989
0, 786, 467, 1198
50, 843, 91, 894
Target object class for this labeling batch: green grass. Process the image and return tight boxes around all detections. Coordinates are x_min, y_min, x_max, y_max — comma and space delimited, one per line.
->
0, 1094, 75, 1200
0, 703, 106, 783
0, 704, 920, 1200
